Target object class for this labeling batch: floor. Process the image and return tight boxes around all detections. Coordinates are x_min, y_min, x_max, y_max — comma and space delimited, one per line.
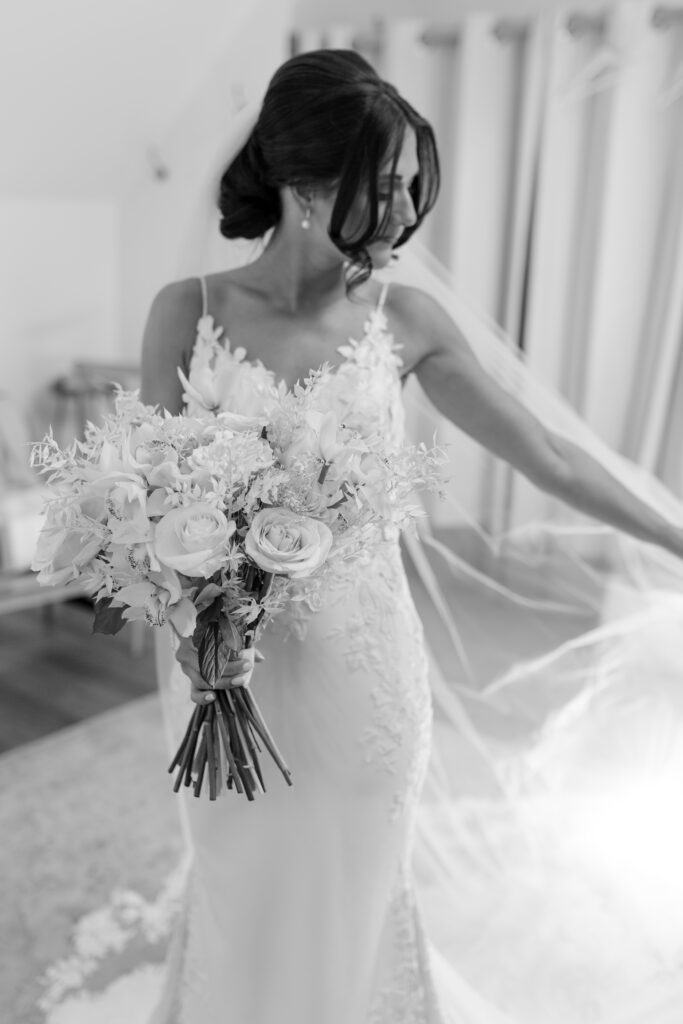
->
0, 598, 156, 753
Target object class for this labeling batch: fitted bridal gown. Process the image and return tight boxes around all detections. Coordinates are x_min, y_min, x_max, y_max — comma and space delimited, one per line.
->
150, 282, 468, 1024
147, 277, 683, 1024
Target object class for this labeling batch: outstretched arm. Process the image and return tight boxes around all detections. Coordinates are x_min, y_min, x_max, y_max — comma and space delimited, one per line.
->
392, 285, 683, 560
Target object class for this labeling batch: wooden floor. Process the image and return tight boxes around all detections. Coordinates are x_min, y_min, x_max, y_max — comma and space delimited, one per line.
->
0, 598, 156, 753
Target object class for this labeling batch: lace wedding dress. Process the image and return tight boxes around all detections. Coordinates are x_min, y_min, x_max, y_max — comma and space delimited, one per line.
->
150, 280, 468, 1024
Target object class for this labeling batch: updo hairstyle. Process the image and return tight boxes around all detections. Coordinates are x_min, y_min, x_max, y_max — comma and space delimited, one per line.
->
218, 49, 440, 290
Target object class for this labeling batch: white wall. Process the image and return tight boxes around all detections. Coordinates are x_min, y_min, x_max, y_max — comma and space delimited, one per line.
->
118, 0, 292, 361
0, 199, 119, 432
0, 0, 291, 433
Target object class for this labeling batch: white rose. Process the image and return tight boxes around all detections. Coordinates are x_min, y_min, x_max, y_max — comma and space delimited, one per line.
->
154, 503, 235, 578
32, 526, 102, 586
279, 423, 318, 470
121, 427, 181, 488
244, 508, 333, 579
280, 410, 342, 469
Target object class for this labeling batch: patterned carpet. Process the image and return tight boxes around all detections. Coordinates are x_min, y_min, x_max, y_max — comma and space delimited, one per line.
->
0, 694, 186, 1024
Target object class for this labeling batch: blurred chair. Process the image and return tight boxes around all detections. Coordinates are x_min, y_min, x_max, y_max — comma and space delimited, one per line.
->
0, 392, 46, 573
49, 360, 141, 446
0, 387, 145, 654
0, 391, 90, 618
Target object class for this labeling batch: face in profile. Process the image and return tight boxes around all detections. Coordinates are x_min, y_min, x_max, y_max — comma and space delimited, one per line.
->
364, 128, 420, 268
315, 127, 421, 270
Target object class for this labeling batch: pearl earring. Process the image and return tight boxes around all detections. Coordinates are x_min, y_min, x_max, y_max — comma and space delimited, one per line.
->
301, 207, 312, 230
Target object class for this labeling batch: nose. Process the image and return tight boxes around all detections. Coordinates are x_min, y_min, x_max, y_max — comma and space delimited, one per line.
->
395, 183, 417, 228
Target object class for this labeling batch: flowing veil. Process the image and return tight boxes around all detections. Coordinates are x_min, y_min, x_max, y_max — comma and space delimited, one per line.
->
386, 247, 683, 1022
179, 95, 683, 1023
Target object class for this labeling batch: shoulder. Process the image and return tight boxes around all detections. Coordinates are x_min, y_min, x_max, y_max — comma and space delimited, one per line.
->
384, 282, 462, 373
140, 277, 203, 409
142, 278, 204, 363
146, 277, 203, 333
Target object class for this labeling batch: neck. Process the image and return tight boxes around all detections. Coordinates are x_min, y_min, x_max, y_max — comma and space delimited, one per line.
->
249, 226, 349, 314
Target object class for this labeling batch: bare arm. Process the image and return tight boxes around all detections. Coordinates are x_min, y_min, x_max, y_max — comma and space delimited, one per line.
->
391, 285, 683, 559
140, 278, 202, 413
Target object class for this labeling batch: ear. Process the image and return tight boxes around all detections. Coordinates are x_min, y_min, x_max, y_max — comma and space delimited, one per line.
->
290, 184, 314, 208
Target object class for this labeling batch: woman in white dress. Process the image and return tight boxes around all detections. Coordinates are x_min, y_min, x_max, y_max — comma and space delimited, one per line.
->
140, 50, 683, 1024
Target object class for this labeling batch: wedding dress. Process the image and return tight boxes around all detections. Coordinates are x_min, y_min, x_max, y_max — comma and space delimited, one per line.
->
151, 280, 466, 1024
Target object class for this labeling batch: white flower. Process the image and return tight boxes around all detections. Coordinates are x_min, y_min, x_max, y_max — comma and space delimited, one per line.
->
215, 411, 268, 433
279, 410, 342, 469
188, 430, 274, 485
177, 332, 279, 419
32, 526, 102, 586
154, 503, 235, 577
105, 479, 154, 545
244, 508, 333, 579
115, 566, 197, 635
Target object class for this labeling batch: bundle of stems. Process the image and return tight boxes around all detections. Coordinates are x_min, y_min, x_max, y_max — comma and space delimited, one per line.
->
168, 680, 292, 800
168, 570, 292, 801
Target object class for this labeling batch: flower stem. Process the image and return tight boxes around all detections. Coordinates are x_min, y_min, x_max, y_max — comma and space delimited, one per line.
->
214, 696, 245, 796
204, 705, 217, 800
235, 688, 293, 786
168, 710, 196, 774
224, 691, 255, 801
193, 728, 208, 798
173, 704, 206, 793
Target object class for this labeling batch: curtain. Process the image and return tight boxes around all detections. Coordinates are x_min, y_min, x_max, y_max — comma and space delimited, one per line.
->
293, 0, 683, 534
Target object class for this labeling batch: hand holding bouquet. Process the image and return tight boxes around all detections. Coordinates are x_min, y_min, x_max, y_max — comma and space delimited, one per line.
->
31, 372, 446, 801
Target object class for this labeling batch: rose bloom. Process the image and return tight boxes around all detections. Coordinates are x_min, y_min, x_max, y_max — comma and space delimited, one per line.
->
154, 503, 236, 578
280, 410, 342, 470
244, 507, 333, 579
32, 526, 102, 587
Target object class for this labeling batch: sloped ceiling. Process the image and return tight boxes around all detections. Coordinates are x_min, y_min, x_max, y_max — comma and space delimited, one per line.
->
0, 0, 259, 198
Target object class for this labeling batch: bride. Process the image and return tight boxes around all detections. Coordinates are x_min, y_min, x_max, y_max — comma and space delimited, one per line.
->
140, 49, 683, 1024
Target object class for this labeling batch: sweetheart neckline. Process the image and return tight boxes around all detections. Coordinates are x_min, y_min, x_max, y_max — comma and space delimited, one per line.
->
192, 305, 397, 393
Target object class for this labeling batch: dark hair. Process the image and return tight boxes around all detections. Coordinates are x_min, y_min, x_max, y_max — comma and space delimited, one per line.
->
218, 49, 440, 291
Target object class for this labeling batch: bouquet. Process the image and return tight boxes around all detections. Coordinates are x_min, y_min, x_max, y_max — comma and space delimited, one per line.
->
30, 370, 446, 801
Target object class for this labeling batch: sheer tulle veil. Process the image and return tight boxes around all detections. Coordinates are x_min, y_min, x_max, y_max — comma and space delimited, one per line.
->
183, 93, 683, 1022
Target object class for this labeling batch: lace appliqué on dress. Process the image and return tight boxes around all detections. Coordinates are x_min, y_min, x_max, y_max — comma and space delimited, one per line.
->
328, 309, 405, 454
326, 543, 433, 824
366, 866, 445, 1024
177, 870, 211, 1022
180, 314, 281, 420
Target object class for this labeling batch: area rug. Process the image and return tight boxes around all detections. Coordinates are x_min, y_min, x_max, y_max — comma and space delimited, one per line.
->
0, 694, 187, 1024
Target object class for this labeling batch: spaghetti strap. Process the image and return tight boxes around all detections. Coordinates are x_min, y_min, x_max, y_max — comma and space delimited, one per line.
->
198, 276, 208, 318
376, 281, 389, 315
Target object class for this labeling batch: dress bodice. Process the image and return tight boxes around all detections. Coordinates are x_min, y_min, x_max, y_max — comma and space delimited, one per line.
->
179, 281, 406, 454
